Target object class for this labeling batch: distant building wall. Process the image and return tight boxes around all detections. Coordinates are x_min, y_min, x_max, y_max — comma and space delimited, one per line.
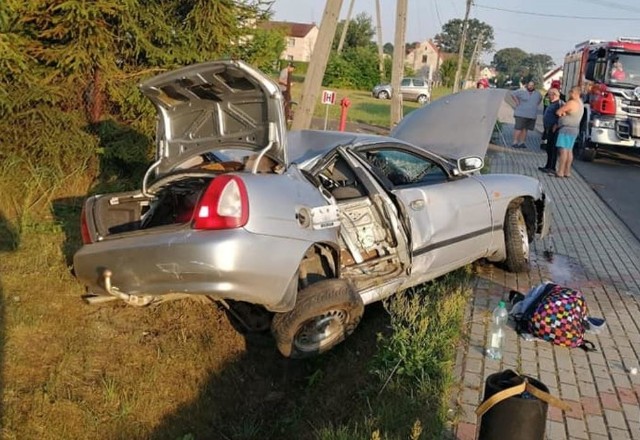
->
262, 21, 319, 63
281, 26, 318, 62
405, 40, 443, 81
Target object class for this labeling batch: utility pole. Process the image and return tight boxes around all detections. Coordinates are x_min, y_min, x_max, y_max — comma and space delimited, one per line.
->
390, 0, 408, 127
464, 31, 483, 83
337, 0, 355, 54
375, 0, 385, 79
291, 0, 343, 130
453, 0, 473, 93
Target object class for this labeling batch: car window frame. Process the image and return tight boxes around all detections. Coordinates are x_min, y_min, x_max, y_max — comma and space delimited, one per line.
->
353, 143, 453, 189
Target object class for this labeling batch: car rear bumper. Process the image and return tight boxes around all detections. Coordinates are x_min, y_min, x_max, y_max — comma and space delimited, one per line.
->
73, 228, 313, 311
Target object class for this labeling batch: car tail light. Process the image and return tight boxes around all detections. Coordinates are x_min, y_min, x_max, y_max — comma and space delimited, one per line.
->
80, 204, 92, 244
591, 84, 616, 116
192, 175, 249, 230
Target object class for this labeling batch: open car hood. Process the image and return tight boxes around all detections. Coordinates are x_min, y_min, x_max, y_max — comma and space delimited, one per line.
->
390, 89, 508, 160
140, 60, 287, 175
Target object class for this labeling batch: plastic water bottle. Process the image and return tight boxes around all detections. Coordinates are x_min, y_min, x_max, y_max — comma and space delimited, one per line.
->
486, 301, 508, 360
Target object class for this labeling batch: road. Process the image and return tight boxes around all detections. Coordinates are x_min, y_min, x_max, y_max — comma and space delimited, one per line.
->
496, 96, 640, 240
573, 149, 640, 240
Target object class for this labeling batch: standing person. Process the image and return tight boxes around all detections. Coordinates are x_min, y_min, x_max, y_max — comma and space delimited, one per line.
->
278, 63, 295, 121
541, 80, 562, 148
511, 81, 543, 149
538, 88, 563, 173
555, 86, 585, 178
543, 80, 563, 112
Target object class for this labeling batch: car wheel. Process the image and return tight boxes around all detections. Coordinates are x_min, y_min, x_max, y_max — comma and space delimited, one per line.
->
378, 90, 389, 100
579, 145, 597, 162
271, 279, 364, 358
503, 205, 529, 273
417, 94, 428, 105
575, 126, 596, 162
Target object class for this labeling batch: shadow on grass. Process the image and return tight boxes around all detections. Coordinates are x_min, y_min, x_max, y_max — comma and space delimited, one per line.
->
0, 211, 19, 421
147, 272, 471, 440
148, 302, 394, 440
50, 119, 152, 268
51, 197, 86, 268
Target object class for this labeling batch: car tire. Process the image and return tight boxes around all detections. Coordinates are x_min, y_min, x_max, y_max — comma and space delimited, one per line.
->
503, 205, 529, 273
378, 90, 389, 100
271, 279, 364, 359
579, 146, 597, 162
417, 94, 428, 105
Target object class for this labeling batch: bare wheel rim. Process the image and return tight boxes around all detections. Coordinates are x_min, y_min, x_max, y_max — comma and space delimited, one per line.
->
516, 210, 529, 260
418, 95, 427, 104
294, 309, 348, 352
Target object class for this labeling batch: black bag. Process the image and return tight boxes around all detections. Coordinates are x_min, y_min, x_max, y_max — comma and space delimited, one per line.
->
476, 370, 569, 440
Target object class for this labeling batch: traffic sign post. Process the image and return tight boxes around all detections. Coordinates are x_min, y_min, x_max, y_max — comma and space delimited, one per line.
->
321, 90, 336, 130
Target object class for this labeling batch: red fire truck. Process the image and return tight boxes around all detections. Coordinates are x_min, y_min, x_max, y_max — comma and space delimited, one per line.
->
562, 37, 640, 161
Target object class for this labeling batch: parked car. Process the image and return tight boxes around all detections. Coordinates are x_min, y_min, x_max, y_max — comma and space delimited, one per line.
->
73, 60, 552, 358
372, 77, 431, 104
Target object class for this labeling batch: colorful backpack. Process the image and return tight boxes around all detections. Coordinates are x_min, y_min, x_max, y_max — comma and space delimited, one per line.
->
511, 283, 597, 351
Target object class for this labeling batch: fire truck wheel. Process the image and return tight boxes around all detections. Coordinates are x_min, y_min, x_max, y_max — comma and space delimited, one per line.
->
579, 148, 597, 162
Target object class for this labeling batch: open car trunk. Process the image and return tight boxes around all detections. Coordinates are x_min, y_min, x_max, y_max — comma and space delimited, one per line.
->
87, 173, 216, 241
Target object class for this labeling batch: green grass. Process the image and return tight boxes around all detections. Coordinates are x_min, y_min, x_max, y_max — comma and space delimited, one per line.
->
313, 268, 473, 440
0, 83, 473, 440
290, 85, 453, 129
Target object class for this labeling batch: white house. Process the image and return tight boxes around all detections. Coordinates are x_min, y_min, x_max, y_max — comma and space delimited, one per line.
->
262, 21, 319, 63
543, 66, 563, 90
404, 39, 444, 82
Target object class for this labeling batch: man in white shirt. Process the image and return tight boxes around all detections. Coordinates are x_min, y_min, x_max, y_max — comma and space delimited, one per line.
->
511, 81, 543, 149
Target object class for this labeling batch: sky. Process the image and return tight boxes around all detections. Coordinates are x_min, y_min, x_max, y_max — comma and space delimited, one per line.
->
270, 0, 640, 67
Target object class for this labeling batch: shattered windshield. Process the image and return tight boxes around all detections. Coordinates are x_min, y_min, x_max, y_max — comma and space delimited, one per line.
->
607, 53, 640, 87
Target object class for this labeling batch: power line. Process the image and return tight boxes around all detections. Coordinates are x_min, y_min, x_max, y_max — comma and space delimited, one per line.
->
433, 0, 443, 27
491, 26, 577, 44
448, 0, 460, 16
571, 0, 640, 14
475, 4, 640, 20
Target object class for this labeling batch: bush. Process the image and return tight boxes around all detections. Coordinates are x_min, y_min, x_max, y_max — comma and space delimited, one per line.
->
324, 47, 381, 90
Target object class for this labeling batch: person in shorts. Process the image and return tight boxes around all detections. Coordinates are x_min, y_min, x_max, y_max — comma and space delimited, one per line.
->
511, 81, 543, 149
555, 86, 584, 178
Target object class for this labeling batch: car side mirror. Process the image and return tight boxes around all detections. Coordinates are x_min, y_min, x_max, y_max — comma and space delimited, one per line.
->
457, 156, 484, 174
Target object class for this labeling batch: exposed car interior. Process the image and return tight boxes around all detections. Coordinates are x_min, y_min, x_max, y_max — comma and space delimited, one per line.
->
317, 156, 368, 200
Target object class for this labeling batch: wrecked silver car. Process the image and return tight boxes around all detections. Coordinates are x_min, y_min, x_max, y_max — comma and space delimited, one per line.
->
73, 60, 552, 358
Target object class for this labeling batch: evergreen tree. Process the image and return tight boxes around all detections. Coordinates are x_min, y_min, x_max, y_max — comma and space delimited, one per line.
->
0, 0, 276, 190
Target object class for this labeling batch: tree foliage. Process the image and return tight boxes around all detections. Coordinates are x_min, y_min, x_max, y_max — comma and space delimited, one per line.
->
439, 57, 468, 88
0, 0, 277, 193
492, 48, 555, 85
333, 12, 376, 51
324, 46, 380, 89
325, 12, 384, 89
434, 18, 494, 59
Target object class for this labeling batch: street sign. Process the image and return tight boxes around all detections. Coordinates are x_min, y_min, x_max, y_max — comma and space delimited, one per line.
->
321, 90, 336, 105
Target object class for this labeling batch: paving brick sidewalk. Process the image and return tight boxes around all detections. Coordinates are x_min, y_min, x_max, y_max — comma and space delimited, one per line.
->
452, 117, 640, 440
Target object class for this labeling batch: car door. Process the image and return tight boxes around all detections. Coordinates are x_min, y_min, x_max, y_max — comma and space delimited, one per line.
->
358, 144, 493, 283
411, 78, 428, 101
399, 78, 415, 101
